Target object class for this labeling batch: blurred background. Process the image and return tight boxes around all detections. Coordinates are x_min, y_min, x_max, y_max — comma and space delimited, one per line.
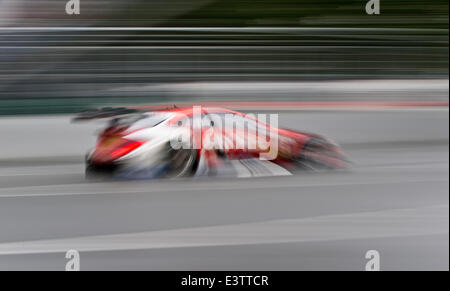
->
0, 0, 448, 114
0, 0, 448, 270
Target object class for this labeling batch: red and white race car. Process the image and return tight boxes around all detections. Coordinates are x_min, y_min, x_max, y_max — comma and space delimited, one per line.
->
73, 106, 348, 179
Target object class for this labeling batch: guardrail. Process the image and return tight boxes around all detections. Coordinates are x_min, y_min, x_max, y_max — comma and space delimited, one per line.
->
0, 27, 448, 114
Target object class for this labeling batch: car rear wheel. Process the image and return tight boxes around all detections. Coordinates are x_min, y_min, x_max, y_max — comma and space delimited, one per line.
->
85, 162, 118, 180
165, 148, 199, 178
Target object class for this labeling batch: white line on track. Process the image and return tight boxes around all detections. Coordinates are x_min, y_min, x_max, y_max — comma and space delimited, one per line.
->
231, 159, 292, 178
0, 177, 446, 199
0, 204, 446, 255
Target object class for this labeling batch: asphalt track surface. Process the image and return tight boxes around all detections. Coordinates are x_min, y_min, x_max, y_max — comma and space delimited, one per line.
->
0, 109, 448, 270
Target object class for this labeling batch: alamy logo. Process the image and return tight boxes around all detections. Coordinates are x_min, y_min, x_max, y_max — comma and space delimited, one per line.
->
365, 250, 380, 271
169, 106, 279, 160
66, 0, 80, 15
65, 249, 80, 271
365, 0, 380, 15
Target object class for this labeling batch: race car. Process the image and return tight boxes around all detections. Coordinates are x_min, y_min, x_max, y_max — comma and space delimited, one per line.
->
73, 106, 348, 179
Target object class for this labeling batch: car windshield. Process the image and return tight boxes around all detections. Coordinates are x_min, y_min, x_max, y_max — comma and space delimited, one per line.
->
126, 113, 170, 130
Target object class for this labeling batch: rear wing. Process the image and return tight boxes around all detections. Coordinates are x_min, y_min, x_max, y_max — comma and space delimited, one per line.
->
72, 107, 142, 122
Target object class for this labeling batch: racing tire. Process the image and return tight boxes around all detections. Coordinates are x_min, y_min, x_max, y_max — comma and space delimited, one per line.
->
296, 138, 348, 171
85, 163, 117, 180
165, 148, 199, 178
